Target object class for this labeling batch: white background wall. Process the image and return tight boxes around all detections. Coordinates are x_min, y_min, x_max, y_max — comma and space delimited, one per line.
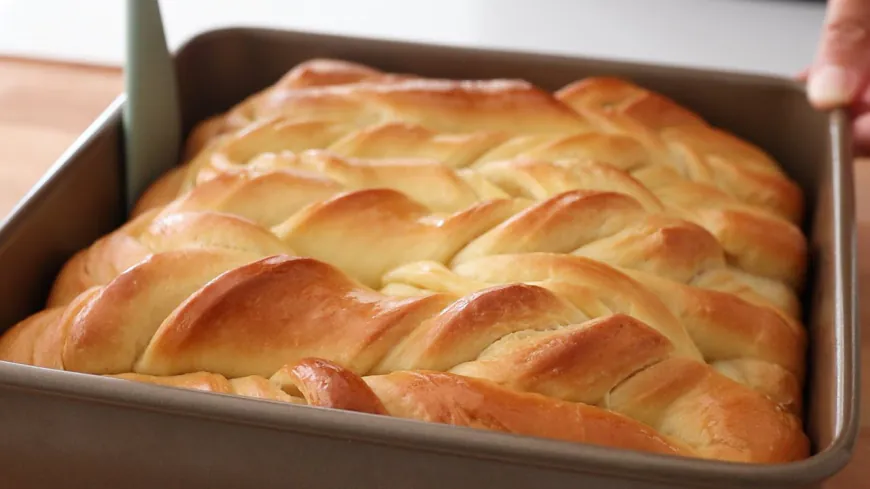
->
0, 0, 826, 77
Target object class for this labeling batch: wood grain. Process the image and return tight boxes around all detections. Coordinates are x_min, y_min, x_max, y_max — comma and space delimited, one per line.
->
0, 57, 122, 215
0, 56, 866, 488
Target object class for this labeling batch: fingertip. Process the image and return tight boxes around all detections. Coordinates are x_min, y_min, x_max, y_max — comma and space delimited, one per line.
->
807, 65, 860, 109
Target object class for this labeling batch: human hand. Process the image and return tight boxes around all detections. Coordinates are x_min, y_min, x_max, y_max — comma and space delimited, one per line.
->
804, 0, 870, 152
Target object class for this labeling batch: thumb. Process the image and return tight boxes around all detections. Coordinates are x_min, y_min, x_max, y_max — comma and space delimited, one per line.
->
808, 0, 870, 109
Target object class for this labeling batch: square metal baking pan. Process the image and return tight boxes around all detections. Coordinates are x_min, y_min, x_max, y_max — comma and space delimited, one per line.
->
0, 27, 859, 489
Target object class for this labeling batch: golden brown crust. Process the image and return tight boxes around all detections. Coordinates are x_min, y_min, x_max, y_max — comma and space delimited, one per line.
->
139, 137, 805, 295
54, 159, 801, 322
330, 121, 510, 167
115, 357, 696, 458
0, 307, 64, 365
45, 249, 95, 309
272, 59, 394, 90
362, 368, 695, 457
109, 371, 234, 394
109, 370, 304, 403
0, 58, 812, 465
181, 61, 801, 226
448, 314, 673, 405
60, 249, 264, 374
384, 253, 804, 413
131, 165, 190, 217
33, 181, 806, 410
712, 359, 803, 415
134, 256, 455, 377
111, 357, 809, 463
554, 77, 802, 223
623, 270, 806, 378
608, 358, 809, 463
4, 251, 809, 463
16, 249, 802, 410
274, 358, 389, 415
272, 188, 522, 288
138, 124, 807, 303
373, 283, 587, 374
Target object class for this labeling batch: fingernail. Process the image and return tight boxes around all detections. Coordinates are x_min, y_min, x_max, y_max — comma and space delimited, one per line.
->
808, 65, 859, 108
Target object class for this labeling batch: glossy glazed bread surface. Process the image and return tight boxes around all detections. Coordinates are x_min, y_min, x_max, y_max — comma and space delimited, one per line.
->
0, 59, 809, 464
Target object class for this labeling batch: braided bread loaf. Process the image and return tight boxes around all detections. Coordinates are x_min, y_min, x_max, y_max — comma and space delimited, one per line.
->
0, 59, 810, 464
111, 356, 808, 463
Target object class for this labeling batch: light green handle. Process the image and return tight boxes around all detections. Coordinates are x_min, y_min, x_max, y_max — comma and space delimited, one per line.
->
122, 0, 181, 214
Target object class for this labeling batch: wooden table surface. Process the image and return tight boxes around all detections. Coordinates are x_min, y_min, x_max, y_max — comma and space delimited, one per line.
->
0, 56, 866, 488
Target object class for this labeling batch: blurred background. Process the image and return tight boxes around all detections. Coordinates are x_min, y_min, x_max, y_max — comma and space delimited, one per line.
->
0, 0, 826, 75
